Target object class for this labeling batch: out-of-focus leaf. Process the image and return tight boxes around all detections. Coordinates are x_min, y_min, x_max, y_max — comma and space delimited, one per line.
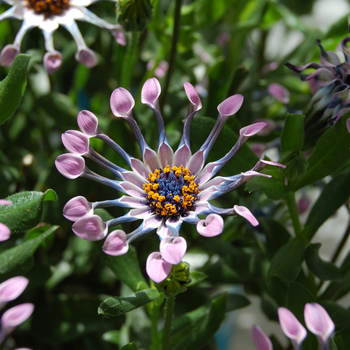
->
238, 0, 269, 29
0, 54, 30, 124
31, 293, 122, 343
294, 115, 350, 190
321, 301, 350, 329
259, 218, 291, 259
98, 289, 160, 317
188, 271, 208, 287
170, 294, 226, 350
305, 244, 341, 281
268, 237, 307, 283
202, 238, 251, 280
302, 169, 350, 241
120, 342, 138, 350
226, 293, 250, 312
0, 190, 58, 234
0, 225, 58, 278
97, 245, 147, 292
94, 208, 147, 292
281, 114, 305, 153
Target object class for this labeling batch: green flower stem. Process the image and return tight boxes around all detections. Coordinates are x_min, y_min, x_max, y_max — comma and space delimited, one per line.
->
162, 296, 175, 350
120, 32, 140, 89
160, 0, 183, 111
150, 301, 160, 350
285, 191, 302, 237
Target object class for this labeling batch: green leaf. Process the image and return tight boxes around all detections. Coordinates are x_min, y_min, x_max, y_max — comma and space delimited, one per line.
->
170, 294, 226, 350
98, 289, 160, 317
268, 237, 307, 283
0, 190, 58, 234
302, 169, 350, 241
120, 342, 138, 350
225, 293, 250, 312
294, 115, 350, 190
246, 175, 289, 200
281, 114, 305, 153
0, 225, 58, 277
0, 54, 30, 124
305, 244, 341, 281
97, 245, 147, 292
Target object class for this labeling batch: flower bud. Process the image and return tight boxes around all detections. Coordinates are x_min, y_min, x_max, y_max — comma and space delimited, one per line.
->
154, 261, 192, 297
117, 0, 153, 32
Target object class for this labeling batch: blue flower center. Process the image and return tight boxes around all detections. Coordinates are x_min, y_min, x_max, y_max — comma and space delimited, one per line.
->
143, 165, 200, 219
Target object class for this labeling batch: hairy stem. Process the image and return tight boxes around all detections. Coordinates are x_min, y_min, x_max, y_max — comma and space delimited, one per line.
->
285, 191, 302, 237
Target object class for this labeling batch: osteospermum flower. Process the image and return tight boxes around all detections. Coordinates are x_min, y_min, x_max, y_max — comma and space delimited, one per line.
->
55, 77, 284, 282
286, 37, 350, 148
0, 0, 126, 73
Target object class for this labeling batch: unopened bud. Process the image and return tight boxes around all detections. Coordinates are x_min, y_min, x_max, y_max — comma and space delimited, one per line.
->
118, 0, 153, 32
154, 261, 192, 297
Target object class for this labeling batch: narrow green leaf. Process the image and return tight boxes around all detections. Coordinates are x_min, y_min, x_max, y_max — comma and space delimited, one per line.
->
302, 169, 350, 241
0, 54, 30, 124
226, 293, 250, 312
268, 237, 307, 283
281, 114, 305, 153
294, 115, 350, 190
0, 190, 58, 234
305, 244, 341, 281
170, 294, 226, 350
0, 225, 58, 277
98, 289, 160, 317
